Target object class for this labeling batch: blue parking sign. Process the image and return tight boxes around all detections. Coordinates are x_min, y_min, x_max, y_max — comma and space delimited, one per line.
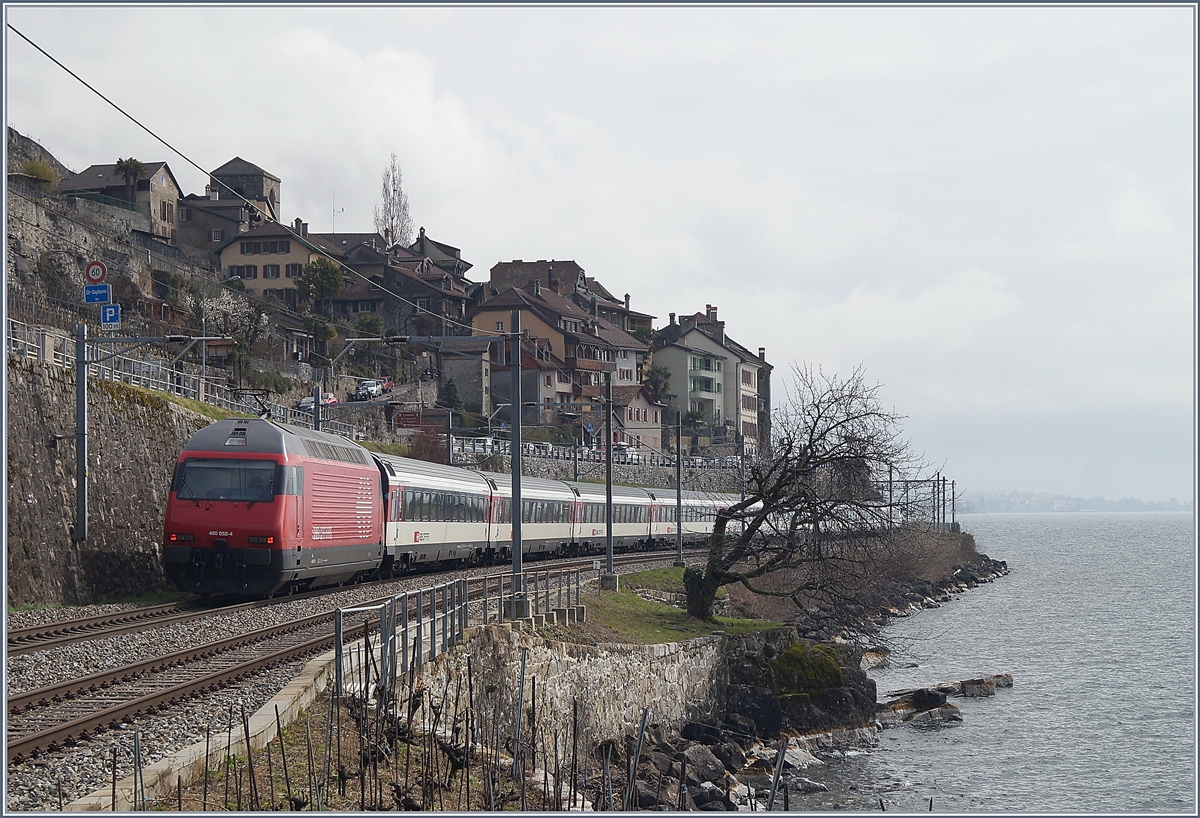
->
100, 303, 120, 329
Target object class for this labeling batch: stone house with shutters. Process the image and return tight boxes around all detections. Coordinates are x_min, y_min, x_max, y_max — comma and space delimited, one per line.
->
215, 219, 321, 308
56, 161, 182, 245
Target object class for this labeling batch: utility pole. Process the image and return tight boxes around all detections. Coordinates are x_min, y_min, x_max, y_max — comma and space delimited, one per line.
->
505, 310, 531, 618
599, 373, 618, 591
74, 325, 88, 541
674, 410, 684, 567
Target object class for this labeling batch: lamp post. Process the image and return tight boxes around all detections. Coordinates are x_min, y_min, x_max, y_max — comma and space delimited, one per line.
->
200, 274, 240, 399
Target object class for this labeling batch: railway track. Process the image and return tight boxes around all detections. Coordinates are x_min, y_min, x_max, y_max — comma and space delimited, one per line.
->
6, 549, 695, 657
6, 551, 693, 763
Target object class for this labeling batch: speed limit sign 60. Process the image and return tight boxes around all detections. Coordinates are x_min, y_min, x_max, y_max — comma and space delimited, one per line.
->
84, 261, 107, 284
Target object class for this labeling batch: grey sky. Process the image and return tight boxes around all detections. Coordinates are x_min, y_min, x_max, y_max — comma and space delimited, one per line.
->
4, 4, 1194, 502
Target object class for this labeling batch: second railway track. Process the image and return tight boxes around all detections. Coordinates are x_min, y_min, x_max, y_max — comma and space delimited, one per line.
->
6, 552, 693, 763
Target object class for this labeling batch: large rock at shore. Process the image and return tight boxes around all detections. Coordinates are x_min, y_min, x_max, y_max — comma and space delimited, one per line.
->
726, 684, 783, 737
683, 744, 728, 786
724, 636, 877, 739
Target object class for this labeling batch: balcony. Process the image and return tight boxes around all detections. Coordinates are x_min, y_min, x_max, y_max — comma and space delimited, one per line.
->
567, 356, 615, 372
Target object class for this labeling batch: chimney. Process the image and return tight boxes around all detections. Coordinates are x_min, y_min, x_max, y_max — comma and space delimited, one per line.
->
759, 347, 766, 360
532, 279, 541, 296
706, 305, 718, 322
294, 217, 303, 233
207, 185, 219, 201
624, 293, 630, 310
302, 222, 308, 236
669, 312, 675, 325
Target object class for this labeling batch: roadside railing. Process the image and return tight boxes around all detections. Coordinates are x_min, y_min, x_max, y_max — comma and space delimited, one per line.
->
333, 579, 469, 696
6, 316, 357, 440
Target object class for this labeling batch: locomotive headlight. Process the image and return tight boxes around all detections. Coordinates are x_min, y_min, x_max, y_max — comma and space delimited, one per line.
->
169, 533, 195, 542
248, 536, 275, 545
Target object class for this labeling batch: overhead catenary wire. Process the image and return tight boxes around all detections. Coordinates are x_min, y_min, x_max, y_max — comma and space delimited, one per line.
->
7, 23, 504, 338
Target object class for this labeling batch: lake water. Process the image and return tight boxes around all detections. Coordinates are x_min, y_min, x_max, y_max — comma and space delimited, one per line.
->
784, 512, 1196, 813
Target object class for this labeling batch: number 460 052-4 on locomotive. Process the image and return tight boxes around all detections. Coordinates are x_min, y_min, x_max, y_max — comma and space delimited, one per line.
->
162, 418, 735, 597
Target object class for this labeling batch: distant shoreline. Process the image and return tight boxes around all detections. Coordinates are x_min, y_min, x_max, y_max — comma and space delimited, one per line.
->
959, 508, 1193, 515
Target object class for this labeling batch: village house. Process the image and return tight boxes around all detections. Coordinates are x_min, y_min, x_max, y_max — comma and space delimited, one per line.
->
486, 259, 654, 337
653, 305, 771, 456
468, 280, 646, 403
610, 385, 667, 451
56, 161, 182, 245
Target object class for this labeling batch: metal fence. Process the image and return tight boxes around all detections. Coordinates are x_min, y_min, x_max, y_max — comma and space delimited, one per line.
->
334, 578, 470, 697
6, 317, 357, 440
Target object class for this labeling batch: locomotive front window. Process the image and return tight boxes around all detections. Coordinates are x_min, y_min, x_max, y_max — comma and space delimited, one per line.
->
173, 459, 278, 503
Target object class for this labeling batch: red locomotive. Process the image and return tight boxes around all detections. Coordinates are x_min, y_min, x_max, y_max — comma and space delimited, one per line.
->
162, 418, 384, 596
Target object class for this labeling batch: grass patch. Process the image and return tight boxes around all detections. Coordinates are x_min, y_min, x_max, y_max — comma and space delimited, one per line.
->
565, 586, 778, 645
620, 566, 726, 598
123, 383, 252, 422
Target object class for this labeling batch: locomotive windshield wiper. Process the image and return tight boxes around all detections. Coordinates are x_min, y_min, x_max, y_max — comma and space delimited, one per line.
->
246, 481, 275, 508
178, 476, 201, 506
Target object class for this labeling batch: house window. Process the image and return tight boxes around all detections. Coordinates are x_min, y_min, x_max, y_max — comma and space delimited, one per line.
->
241, 241, 257, 255
263, 264, 281, 279
545, 375, 553, 387
239, 264, 258, 279
179, 206, 189, 221
211, 229, 223, 242
653, 410, 658, 423
277, 240, 290, 253
354, 301, 376, 313
415, 298, 430, 313
285, 263, 302, 278
496, 321, 504, 332
263, 288, 276, 298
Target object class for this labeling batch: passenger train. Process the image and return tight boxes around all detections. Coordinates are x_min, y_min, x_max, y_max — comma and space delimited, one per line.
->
162, 418, 739, 597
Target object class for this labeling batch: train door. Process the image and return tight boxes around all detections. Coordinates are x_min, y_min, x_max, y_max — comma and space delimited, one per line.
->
278, 464, 305, 575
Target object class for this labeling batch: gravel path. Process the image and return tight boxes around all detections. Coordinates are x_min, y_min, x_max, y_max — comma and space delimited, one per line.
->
4, 558, 648, 811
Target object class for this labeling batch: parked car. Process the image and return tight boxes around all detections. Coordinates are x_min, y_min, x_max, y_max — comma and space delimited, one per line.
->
377, 376, 394, 393
360, 380, 381, 397
320, 392, 339, 405
296, 396, 315, 412
349, 387, 370, 402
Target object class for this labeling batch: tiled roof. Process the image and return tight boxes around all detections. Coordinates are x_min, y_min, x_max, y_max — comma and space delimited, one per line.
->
211, 157, 280, 182
57, 161, 171, 192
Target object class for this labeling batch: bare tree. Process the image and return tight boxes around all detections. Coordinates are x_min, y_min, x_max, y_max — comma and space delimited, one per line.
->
683, 363, 936, 625
373, 152, 414, 248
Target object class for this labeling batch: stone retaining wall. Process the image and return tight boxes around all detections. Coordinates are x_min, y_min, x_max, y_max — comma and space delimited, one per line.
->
6, 356, 213, 606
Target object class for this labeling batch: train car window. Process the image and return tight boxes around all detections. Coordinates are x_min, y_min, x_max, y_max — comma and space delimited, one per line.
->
391, 490, 403, 520
173, 458, 277, 503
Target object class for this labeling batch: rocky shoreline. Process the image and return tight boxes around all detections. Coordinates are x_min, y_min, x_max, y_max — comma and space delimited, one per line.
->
600, 554, 1012, 810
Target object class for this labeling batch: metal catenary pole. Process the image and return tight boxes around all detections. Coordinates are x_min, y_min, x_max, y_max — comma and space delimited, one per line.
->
510, 309, 524, 596
605, 372, 614, 574
74, 324, 88, 541
675, 409, 684, 566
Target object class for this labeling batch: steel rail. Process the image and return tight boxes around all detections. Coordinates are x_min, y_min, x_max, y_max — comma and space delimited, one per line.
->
6, 622, 368, 763
7, 613, 334, 715
6, 550, 697, 762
